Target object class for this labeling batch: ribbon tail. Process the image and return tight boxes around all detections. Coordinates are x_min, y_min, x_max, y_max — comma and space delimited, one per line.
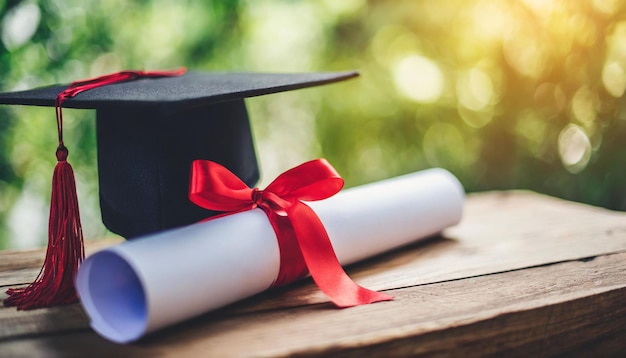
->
287, 201, 393, 308
264, 211, 308, 287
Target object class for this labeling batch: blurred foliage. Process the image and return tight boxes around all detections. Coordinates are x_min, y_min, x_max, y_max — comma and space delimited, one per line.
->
0, 0, 625, 249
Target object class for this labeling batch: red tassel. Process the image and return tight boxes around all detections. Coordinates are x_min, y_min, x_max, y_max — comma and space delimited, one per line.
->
4, 69, 185, 310
4, 146, 84, 310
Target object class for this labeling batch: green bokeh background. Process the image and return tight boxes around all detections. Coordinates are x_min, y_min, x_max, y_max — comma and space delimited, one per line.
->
1, 0, 625, 249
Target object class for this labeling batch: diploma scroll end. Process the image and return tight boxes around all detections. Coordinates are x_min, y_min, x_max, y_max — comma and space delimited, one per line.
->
76, 251, 148, 343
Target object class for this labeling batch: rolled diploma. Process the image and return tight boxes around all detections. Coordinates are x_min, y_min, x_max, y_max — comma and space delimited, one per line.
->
76, 168, 464, 343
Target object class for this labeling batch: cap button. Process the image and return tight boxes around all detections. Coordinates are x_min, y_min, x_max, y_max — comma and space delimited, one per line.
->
56, 145, 68, 162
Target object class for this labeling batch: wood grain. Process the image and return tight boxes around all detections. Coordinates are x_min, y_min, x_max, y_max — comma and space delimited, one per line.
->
0, 237, 123, 287
0, 191, 624, 357
1, 252, 624, 357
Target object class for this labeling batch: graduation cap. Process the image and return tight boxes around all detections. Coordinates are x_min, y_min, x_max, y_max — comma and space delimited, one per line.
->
0, 68, 358, 309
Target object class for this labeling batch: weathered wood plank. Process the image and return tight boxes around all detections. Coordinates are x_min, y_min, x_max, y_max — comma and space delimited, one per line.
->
1, 252, 624, 357
0, 238, 123, 287
1, 191, 626, 341
0, 304, 89, 341
0, 268, 40, 289
0, 192, 626, 355
0, 238, 124, 324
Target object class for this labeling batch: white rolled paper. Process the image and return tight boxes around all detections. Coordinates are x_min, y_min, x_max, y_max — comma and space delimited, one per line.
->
75, 168, 464, 343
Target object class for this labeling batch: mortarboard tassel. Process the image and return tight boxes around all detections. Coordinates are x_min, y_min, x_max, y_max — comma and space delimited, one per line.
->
4, 146, 84, 309
4, 102, 84, 309
5, 68, 186, 310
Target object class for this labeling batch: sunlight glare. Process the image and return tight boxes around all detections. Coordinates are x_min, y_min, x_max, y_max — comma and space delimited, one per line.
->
457, 68, 494, 112
393, 55, 444, 103
558, 124, 592, 174
602, 62, 626, 97
1, 2, 41, 50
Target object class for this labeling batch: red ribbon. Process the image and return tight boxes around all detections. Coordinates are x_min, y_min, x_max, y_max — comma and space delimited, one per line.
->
189, 159, 392, 308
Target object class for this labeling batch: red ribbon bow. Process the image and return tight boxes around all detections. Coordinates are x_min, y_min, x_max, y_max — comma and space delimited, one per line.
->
189, 159, 392, 308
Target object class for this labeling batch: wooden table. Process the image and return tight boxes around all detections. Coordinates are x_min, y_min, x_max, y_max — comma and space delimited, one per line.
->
1, 191, 625, 357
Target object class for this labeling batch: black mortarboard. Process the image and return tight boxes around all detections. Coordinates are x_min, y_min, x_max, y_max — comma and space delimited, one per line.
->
0, 70, 357, 238
0, 69, 357, 310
